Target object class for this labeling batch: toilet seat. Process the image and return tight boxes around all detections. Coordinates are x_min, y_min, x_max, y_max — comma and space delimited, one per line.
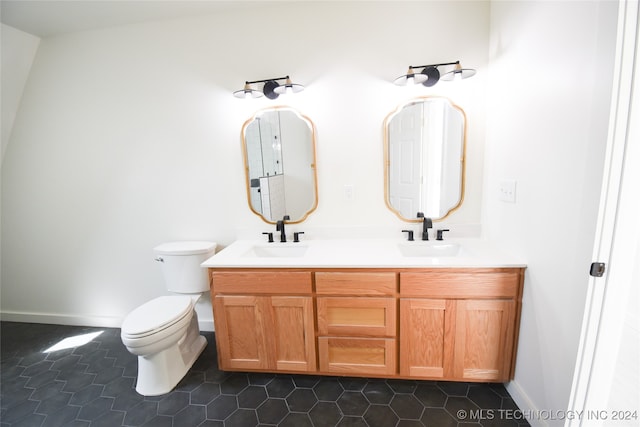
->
122, 296, 193, 339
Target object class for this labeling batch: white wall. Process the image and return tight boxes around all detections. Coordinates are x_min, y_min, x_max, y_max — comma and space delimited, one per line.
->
485, 1, 618, 425
1, 24, 40, 162
1, 1, 489, 329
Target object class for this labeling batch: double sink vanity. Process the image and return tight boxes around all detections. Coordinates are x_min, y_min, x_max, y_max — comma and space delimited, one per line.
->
202, 238, 525, 383
205, 95, 526, 383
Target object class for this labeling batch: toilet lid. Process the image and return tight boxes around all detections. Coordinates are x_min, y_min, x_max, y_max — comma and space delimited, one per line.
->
122, 296, 193, 336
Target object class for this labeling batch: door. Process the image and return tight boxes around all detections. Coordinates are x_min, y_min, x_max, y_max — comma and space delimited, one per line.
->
213, 295, 269, 370
568, 1, 640, 420
269, 296, 316, 372
453, 299, 515, 381
400, 298, 455, 378
389, 102, 423, 217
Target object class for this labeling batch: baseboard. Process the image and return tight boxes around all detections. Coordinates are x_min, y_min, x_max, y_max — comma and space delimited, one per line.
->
198, 319, 215, 332
1, 310, 123, 328
506, 380, 549, 427
1, 310, 215, 332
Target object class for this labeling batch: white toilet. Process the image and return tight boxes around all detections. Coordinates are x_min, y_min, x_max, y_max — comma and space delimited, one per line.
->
121, 241, 216, 396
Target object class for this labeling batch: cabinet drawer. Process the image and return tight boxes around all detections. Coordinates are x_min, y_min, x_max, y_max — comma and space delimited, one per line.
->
400, 270, 521, 298
318, 337, 396, 375
211, 271, 312, 294
317, 297, 396, 337
315, 272, 396, 295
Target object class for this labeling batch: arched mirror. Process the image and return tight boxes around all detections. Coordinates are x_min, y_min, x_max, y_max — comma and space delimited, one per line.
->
384, 96, 466, 221
242, 107, 318, 223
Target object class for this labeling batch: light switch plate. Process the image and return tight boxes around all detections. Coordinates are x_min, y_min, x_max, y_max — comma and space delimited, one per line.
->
499, 180, 517, 203
344, 184, 354, 200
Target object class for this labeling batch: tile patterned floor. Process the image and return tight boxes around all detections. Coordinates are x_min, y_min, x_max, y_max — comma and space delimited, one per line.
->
0, 322, 530, 426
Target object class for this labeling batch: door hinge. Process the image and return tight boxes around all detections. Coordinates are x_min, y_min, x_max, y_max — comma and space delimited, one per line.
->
590, 262, 606, 277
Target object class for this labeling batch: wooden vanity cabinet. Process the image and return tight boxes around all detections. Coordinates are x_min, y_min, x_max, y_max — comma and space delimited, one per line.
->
316, 272, 397, 376
400, 269, 524, 382
209, 267, 524, 383
210, 271, 316, 373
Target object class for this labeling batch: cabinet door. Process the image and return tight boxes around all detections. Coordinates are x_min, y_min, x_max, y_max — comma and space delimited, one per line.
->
454, 299, 515, 381
213, 295, 269, 370
269, 296, 316, 372
400, 298, 455, 378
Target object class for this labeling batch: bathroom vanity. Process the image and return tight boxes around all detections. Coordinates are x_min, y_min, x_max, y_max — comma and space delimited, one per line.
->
203, 239, 525, 383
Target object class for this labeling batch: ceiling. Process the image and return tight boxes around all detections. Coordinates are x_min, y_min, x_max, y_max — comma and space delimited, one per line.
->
1, 0, 265, 38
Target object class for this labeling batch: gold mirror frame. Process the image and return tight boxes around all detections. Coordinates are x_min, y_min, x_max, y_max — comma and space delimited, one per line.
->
383, 96, 467, 222
241, 106, 318, 224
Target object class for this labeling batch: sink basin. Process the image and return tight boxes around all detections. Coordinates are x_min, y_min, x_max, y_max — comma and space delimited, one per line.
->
243, 244, 309, 258
397, 242, 461, 257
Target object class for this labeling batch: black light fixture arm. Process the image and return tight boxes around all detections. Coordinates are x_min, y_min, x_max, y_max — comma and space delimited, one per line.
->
409, 61, 459, 69
245, 75, 290, 85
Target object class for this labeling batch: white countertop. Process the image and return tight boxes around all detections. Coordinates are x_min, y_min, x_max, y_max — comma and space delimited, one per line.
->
201, 238, 527, 269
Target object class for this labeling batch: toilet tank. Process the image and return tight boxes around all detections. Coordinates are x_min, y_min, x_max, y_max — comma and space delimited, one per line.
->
153, 241, 217, 293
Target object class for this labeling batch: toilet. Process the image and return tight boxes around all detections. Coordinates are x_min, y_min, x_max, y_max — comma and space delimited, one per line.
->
121, 241, 217, 396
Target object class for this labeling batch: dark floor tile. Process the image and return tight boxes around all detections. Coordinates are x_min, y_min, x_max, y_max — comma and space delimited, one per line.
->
0, 322, 530, 427
174, 404, 207, 426
256, 398, 288, 424
390, 393, 424, 419
364, 404, 400, 427
339, 390, 371, 417
468, 384, 504, 409
157, 390, 190, 416
190, 382, 221, 405
337, 416, 368, 427
140, 415, 172, 427
39, 404, 81, 427
265, 376, 295, 398
220, 373, 249, 394
313, 378, 344, 401
309, 401, 342, 427
10, 413, 46, 427
291, 375, 319, 388
286, 388, 317, 412
387, 379, 418, 394
206, 394, 237, 420
76, 396, 114, 421
279, 412, 313, 427
363, 380, 394, 404
89, 409, 125, 427
122, 400, 159, 426
225, 408, 258, 427
414, 382, 448, 407
237, 385, 267, 409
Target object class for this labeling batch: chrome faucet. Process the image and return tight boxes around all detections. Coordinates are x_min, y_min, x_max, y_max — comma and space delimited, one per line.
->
275, 215, 290, 242
417, 212, 432, 241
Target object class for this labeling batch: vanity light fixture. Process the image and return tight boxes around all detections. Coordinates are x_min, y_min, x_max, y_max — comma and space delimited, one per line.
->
233, 75, 304, 99
393, 61, 476, 87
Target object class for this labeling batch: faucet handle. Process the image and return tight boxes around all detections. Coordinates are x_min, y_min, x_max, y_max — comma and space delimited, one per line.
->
401, 230, 414, 241
262, 232, 274, 243
436, 229, 450, 241
293, 232, 305, 243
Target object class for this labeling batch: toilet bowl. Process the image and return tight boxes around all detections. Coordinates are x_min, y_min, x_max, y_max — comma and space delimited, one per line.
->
120, 241, 216, 396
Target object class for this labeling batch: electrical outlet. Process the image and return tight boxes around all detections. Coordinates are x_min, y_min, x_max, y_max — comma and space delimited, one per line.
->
499, 180, 517, 203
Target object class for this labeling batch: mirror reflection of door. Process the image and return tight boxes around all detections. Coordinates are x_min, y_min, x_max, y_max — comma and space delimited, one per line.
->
242, 108, 318, 223
385, 97, 466, 221
388, 102, 423, 216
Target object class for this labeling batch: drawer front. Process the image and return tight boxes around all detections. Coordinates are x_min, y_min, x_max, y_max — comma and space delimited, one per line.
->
318, 337, 396, 375
317, 297, 396, 337
211, 271, 312, 294
400, 270, 521, 298
315, 272, 396, 295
